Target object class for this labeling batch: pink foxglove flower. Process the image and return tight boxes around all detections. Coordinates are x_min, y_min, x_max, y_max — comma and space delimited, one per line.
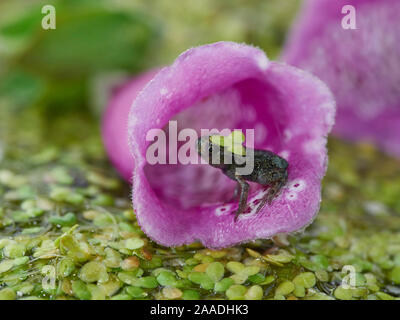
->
103, 42, 335, 248
284, 0, 400, 157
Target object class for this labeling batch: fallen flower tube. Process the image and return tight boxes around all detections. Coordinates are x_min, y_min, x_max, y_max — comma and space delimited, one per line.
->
102, 69, 160, 182
283, 0, 400, 157
103, 41, 335, 248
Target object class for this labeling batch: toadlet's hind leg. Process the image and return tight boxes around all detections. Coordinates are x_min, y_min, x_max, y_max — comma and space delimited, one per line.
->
256, 180, 286, 213
229, 183, 241, 202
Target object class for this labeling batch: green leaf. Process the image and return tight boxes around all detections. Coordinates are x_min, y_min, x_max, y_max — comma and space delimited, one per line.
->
21, 9, 157, 77
0, 70, 45, 109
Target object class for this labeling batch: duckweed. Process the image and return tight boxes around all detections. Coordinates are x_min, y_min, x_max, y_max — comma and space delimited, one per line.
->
226, 285, 247, 300
3, 243, 26, 258
188, 272, 214, 290
241, 266, 260, 276
157, 271, 178, 287
118, 270, 146, 286
71, 280, 91, 300
193, 263, 209, 272
126, 286, 147, 298
49, 212, 77, 227
376, 292, 395, 300
389, 266, 400, 284
163, 287, 182, 299
214, 278, 235, 292
139, 276, 158, 289
87, 284, 106, 300
121, 256, 139, 270
104, 248, 122, 268
110, 293, 132, 300
226, 261, 245, 274
13, 256, 29, 266
334, 286, 353, 300
205, 262, 225, 282
2, 105, 400, 300
292, 272, 316, 289
182, 289, 200, 300
79, 261, 108, 283
275, 281, 295, 296
0, 287, 16, 300
315, 270, 329, 282
57, 258, 75, 277
293, 284, 306, 298
98, 277, 121, 297
244, 285, 263, 300
230, 273, 248, 284
248, 273, 265, 284
0, 260, 14, 274
125, 238, 145, 250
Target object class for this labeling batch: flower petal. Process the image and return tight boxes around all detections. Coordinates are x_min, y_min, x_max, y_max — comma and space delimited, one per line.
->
102, 69, 160, 182
283, 0, 400, 157
120, 42, 335, 248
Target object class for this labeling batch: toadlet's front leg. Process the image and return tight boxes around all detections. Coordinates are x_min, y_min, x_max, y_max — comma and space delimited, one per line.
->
234, 174, 249, 221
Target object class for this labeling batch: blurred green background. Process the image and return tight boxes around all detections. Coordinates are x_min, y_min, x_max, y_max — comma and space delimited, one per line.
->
0, 0, 300, 116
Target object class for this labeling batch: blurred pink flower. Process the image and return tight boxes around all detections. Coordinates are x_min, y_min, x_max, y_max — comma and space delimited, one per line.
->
284, 0, 400, 157
103, 42, 335, 248
102, 69, 160, 182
